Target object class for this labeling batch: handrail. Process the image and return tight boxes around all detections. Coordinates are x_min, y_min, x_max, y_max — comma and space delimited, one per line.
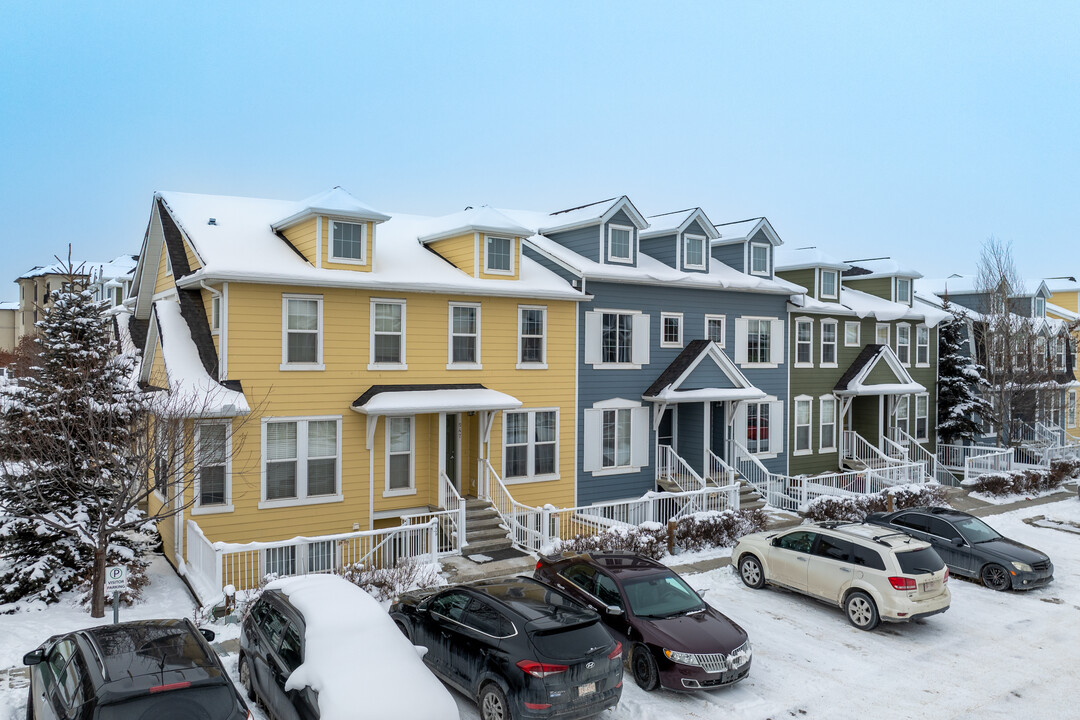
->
480, 459, 544, 551
890, 427, 960, 486
964, 446, 1014, 481
708, 450, 738, 486
843, 431, 904, 469
437, 470, 466, 553
656, 444, 705, 493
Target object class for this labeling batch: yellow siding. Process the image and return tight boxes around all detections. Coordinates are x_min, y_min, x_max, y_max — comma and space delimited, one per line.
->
429, 233, 478, 277
280, 217, 318, 265
1049, 291, 1078, 314
185, 242, 202, 273
478, 236, 521, 281
153, 241, 174, 296
321, 218, 374, 272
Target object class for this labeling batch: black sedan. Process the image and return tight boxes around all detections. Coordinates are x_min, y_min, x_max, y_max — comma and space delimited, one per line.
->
866, 506, 1053, 591
391, 576, 623, 720
535, 551, 751, 692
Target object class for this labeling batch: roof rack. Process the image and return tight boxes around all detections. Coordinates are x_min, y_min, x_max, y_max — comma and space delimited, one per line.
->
870, 531, 912, 547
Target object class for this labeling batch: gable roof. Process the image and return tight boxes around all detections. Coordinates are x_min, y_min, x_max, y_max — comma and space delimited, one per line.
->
642, 340, 766, 403
533, 195, 649, 234
271, 186, 391, 230
842, 258, 922, 279
790, 286, 951, 326
774, 246, 851, 272
640, 208, 721, 240
834, 344, 925, 396
711, 217, 782, 247
416, 206, 532, 244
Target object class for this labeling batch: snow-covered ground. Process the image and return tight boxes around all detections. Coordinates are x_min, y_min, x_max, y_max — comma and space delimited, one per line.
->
4, 501, 1080, 720
969, 485, 1072, 505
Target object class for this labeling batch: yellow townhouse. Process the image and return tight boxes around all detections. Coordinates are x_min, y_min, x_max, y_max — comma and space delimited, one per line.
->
1046, 277, 1080, 440
125, 188, 585, 599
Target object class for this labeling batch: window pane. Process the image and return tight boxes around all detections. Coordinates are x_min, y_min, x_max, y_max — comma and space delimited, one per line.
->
307, 458, 336, 496
506, 445, 528, 478
287, 299, 318, 330
453, 336, 476, 363
200, 466, 226, 505
845, 323, 858, 344
663, 317, 680, 344
823, 323, 836, 344
535, 412, 556, 443
616, 409, 632, 466
521, 309, 543, 335
266, 462, 297, 500
610, 228, 630, 258
822, 271, 836, 296
486, 237, 512, 271
333, 222, 364, 260
506, 413, 528, 444
374, 303, 401, 332
521, 337, 543, 363
374, 334, 401, 363
288, 333, 317, 363
821, 399, 835, 423
796, 426, 810, 450
389, 418, 411, 452
752, 245, 768, 272
308, 421, 336, 457
199, 424, 227, 464
389, 455, 411, 489
796, 402, 810, 424
707, 318, 724, 343
685, 236, 704, 266
602, 410, 615, 467
453, 307, 475, 334
618, 315, 633, 362
535, 443, 555, 475
267, 423, 297, 461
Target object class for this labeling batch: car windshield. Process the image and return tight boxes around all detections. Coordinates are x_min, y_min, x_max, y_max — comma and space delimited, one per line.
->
97, 685, 236, 720
895, 547, 945, 575
952, 516, 1002, 544
621, 573, 704, 618
529, 620, 611, 661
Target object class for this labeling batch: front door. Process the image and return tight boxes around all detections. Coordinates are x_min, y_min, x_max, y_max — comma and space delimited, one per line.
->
658, 408, 674, 449
445, 413, 459, 493
710, 402, 725, 461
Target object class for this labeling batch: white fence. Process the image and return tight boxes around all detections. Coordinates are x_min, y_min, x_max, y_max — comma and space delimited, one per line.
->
964, 446, 1014, 481
888, 427, 960, 486
657, 444, 706, 492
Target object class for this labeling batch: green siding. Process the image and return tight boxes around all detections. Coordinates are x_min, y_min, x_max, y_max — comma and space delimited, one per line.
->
845, 276, 892, 300
777, 269, 816, 297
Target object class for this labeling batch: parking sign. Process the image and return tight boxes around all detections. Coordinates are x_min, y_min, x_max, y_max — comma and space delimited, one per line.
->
104, 565, 128, 593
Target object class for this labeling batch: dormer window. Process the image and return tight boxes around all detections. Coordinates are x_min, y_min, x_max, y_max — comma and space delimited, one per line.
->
1035, 297, 1046, 317
896, 277, 911, 304
683, 234, 706, 270
484, 236, 513, 274
750, 243, 769, 275
821, 270, 838, 299
608, 225, 633, 263
331, 221, 366, 263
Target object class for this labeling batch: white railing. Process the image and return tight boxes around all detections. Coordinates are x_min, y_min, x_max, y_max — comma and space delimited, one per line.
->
938, 443, 1010, 470
731, 440, 796, 511
889, 427, 960, 486
185, 520, 223, 606
1035, 421, 1066, 448
656, 444, 705, 492
708, 450, 738, 486
407, 470, 466, 555
842, 431, 904, 469
1040, 443, 1080, 463
964, 446, 1014, 481
865, 461, 928, 489
882, 434, 909, 462
480, 459, 545, 551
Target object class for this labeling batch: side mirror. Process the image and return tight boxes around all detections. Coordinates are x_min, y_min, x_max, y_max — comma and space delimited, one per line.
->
200, 628, 216, 642
417, 599, 430, 613
605, 605, 624, 617
770, 537, 781, 547
951, 537, 964, 547
23, 649, 44, 666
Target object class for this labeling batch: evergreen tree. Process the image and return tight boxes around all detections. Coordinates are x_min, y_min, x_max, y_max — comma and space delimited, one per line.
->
936, 302, 993, 444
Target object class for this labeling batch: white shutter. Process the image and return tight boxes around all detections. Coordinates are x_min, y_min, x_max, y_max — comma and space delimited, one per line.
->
583, 409, 602, 471
734, 318, 748, 364
632, 313, 650, 365
584, 312, 602, 365
769, 400, 785, 456
630, 406, 650, 468
771, 319, 785, 364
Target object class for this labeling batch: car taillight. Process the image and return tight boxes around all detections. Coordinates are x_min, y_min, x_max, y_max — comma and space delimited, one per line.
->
608, 642, 623, 661
889, 576, 917, 591
536, 560, 543, 570
517, 660, 569, 678
944, 568, 950, 583
525, 702, 553, 710
149, 681, 191, 693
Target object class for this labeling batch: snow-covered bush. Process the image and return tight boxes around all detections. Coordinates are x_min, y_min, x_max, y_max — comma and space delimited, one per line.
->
969, 467, 1063, 497
675, 509, 768, 552
342, 558, 445, 602
550, 522, 668, 560
1048, 458, 1080, 484
802, 484, 948, 522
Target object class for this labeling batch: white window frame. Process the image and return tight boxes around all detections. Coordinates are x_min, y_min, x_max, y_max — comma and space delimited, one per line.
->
483, 235, 515, 275
746, 400, 773, 456
590, 309, 648, 369
193, 422, 232, 514
916, 325, 930, 367
819, 395, 837, 451
749, 242, 770, 276
794, 318, 814, 368
164, 247, 172, 276
517, 305, 547, 369
1035, 335, 1047, 371
739, 316, 782, 368
607, 224, 634, 264
660, 312, 684, 348
601, 407, 634, 470
582, 399, 648, 475
704, 314, 726, 347
894, 396, 910, 436
384, 416, 416, 497
895, 277, 912, 304
1034, 296, 1046, 317
820, 319, 838, 368
369, 298, 407, 370
820, 269, 839, 299
1068, 391, 1077, 429
683, 234, 707, 270
896, 323, 911, 367
211, 295, 221, 335
281, 294, 324, 371
915, 393, 929, 441
502, 408, 560, 483
447, 302, 482, 370
1056, 336, 1068, 372
794, 395, 813, 455
329, 219, 367, 265
875, 323, 890, 346
844, 321, 861, 347
259, 416, 343, 509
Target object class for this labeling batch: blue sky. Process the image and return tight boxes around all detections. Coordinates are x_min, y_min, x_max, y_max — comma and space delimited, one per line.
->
1, 2, 1077, 294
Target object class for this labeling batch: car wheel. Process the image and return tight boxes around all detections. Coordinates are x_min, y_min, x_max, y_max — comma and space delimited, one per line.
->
631, 643, 660, 691
478, 682, 512, 720
394, 619, 411, 641
739, 554, 765, 589
845, 591, 880, 631
238, 654, 256, 702
981, 563, 1012, 591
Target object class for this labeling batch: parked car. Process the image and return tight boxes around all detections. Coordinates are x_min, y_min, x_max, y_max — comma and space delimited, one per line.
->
534, 551, 751, 692
240, 574, 456, 720
23, 618, 250, 720
865, 506, 1054, 591
733, 522, 951, 630
390, 576, 623, 720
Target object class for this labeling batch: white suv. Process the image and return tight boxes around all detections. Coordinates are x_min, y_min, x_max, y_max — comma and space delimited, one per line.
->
732, 522, 951, 631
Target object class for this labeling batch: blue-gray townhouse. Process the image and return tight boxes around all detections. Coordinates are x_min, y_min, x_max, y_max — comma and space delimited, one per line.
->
505, 197, 805, 506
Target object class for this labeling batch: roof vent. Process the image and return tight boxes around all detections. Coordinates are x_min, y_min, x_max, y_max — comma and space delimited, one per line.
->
208, 218, 217, 226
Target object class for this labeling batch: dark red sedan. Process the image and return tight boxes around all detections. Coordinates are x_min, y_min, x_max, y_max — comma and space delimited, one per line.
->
535, 551, 751, 692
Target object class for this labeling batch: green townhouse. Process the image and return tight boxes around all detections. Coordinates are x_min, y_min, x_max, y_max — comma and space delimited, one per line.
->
774, 249, 951, 479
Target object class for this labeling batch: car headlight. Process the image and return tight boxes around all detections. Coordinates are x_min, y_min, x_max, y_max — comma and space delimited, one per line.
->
1011, 561, 1033, 573
663, 649, 701, 666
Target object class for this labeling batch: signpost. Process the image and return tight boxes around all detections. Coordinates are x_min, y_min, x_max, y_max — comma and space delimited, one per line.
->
104, 565, 128, 625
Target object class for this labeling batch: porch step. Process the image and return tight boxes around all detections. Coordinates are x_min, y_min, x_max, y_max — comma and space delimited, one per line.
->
737, 479, 767, 512
462, 497, 513, 554
461, 537, 515, 555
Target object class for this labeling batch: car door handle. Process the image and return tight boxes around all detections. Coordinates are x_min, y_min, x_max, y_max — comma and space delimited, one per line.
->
839, 568, 851, 573
797, 557, 807, 562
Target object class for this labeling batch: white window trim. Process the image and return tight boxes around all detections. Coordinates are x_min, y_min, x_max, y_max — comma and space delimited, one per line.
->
483, 235, 515, 276
384, 415, 417, 497
328, 219, 368, 265
585, 398, 647, 476
164, 247, 172, 277
894, 395, 911, 435
447, 302, 482, 370
592, 309, 644, 370
749, 242, 770, 276
259, 416, 344, 509
745, 396, 779, 458
741, 316, 781, 369
660, 312, 684, 349
704, 314, 726, 347
794, 317, 814, 368
896, 323, 912, 367
875, 323, 890, 347
844, 321, 861, 347
517, 305, 548, 369
598, 407, 635, 474
895, 277, 912, 305
1034, 296, 1046, 317
192, 422, 233, 515
819, 395, 837, 451
502, 408, 560, 484
1068, 391, 1077, 429
915, 324, 930, 367
820, 319, 838, 369
820, 269, 839, 299
914, 393, 930, 441
793, 395, 813, 456
683, 234, 707, 270
210, 296, 221, 335
606, 224, 634, 264
280, 294, 325, 371
369, 298, 407, 371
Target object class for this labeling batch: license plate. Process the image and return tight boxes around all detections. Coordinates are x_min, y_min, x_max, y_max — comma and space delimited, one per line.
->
923, 580, 939, 592
578, 682, 596, 697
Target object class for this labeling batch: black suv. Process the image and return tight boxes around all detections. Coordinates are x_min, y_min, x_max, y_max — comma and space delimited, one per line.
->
22, 618, 250, 720
390, 576, 623, 720
866, 506, 1053, 590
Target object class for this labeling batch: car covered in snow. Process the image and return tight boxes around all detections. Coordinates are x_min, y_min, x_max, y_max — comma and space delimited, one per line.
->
865, 506, 1054, 591
238, 575, 456, 720
733, 522, 951, 630
534, 551, 751, 692
22, 618, 251, 720
390, 576, 623, 720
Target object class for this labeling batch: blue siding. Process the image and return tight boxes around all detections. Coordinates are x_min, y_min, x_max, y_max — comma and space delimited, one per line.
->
546, 224, 601, 263
747, 229, 774, 277
679, 358, 738, 390
640, 233, 677, 269
711, 242, 744, 273
676, 403, 705, 476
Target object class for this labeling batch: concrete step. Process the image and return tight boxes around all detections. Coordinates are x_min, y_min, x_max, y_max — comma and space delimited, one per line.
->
467, 514, 505, 531
465, 498, 493, 511
466, 526, 511, 543
461, 537, 515, 555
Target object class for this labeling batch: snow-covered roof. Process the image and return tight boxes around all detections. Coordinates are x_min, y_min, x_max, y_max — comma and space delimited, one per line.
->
774, 246, 851, 272
790, 287, 950, 326
416, 206, 531, 244
266, 575, 458, 720
1047, 303, 1080, 322
271, 186, 391, 229
843, 258, 922, 279
640, 208, 720, 240
150, 299, 248, 416
537, 195, 648, 234
352, 386, 522, 415
834, 344, 925, 397
1043, 277, 1080, 294
712, 218, 763, 242
18, 255, 135, 281
156, 191, 585, 301
918, 275, 1050, 299
0, 301, 17, 311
